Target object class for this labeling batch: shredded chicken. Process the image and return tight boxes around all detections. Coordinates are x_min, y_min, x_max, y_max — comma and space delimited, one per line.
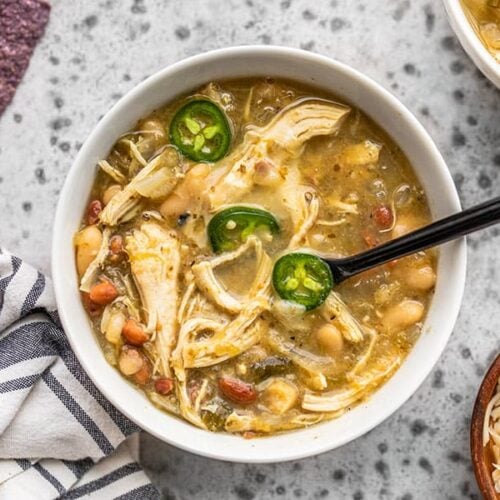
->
98, 160, 127, 184
100, 148, 182, 226
205, 141, 262, 211
121, 139, 148, 167
258, 99, 351, 155
347, 328, 377, 379
225, 410, 329, 433
126, 222, 180, 376
287, 189, 320, 249
183, 299, 269, 368
206, 100, 350, 210
192, 236, 272, 314
265, 328, 339, 377
277, 165, 319, 249
302, 356, 400, 412
320, 292, 365, 343
170, 317, 222, 429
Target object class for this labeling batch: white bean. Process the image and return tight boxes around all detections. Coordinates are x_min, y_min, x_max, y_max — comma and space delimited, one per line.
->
383, 300, 424, 332
74, 226, 102, 277
405, 265, 436, 291
105, 311, 126, 345
391, 216, 421, 239
160, 164, 210, 217
183, 163, 210, 197
315, 323, 344, 357
102, 184, 122, 205
160, 193, 189, 218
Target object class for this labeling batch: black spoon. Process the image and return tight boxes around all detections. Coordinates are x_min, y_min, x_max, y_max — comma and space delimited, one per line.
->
324, 195, 499, 284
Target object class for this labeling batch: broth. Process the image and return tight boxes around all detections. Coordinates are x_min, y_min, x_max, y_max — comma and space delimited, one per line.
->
74, 78, 436, 435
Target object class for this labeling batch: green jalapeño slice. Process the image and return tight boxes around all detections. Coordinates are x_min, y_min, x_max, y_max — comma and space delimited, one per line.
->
272, 253, 333, 310
208, 206, 280, 253
169, 99, 231, 162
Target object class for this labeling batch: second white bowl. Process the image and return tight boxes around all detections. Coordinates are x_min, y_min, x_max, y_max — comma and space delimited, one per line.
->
442, 0, 500, 88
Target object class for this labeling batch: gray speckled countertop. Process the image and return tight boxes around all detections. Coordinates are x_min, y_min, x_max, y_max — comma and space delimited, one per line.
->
1, 0, 499, 498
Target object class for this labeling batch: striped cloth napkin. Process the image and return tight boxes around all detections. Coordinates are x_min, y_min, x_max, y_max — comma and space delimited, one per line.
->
0, 248, 160, 499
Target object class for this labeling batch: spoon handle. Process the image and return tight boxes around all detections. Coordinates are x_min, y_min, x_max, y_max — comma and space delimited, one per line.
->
330, 195, 500, 283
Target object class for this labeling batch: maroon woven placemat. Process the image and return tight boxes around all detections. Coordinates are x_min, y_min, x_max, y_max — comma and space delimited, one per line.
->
0, 0, 51, 115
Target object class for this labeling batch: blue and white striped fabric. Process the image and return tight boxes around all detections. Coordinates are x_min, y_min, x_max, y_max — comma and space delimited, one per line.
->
0, 249, 160, 499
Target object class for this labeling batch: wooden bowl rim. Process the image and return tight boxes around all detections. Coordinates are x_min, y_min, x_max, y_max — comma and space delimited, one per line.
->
471, 353, 500, 499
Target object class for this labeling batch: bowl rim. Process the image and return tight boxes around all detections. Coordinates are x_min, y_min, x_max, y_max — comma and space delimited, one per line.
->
441, 0, 500, 88
52, 45, 467, 463
471, 354, 500, 499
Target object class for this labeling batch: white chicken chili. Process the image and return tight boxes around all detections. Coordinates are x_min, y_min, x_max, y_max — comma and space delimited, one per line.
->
461, 0, 500, 63
74, 78, 436, 435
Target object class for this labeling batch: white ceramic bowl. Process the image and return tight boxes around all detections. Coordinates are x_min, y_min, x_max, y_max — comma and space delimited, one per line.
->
52, 46, 466, 463
442, 0, 500, 88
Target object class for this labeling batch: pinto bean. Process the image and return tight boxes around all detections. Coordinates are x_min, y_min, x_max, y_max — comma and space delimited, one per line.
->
109, 235, 124, 264
75, 226, 103, 277
218, 377, 257, 405
155, 377, 174, 395
118, 346, 144, 376
86, 200, 103, 225
372, 204, 393, 230
118, 346, 151, 385
122, 319, 149, 346
81, 292, 102, 317
89, 281, 118, 305
109, 235, 123, 254
133, 361, 151, 385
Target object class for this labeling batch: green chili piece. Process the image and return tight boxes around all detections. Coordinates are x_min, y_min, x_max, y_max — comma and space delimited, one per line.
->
272, 253, 333, 310
169, 99, 232, 162
251, 356, 292, 381
207, 206, 280, 253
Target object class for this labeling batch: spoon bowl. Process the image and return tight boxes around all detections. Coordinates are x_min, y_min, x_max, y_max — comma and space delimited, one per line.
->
273, 195, 500, 308
325, 195, 500, 285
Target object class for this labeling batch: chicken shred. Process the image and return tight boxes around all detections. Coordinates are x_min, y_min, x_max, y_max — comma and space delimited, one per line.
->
192, 236, 272, 314
126, 222, 180, 376
302, 356, 400, 412
183, 299, 270, 368
206, 100, 350, 210
100, 148, 182, 226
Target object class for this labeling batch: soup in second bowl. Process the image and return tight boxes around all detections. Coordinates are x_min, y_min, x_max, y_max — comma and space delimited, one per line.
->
74, 78, 436, 435
461, 0, 500, 62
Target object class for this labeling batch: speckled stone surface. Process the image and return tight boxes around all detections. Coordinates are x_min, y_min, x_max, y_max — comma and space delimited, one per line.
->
1, 0, 499, 498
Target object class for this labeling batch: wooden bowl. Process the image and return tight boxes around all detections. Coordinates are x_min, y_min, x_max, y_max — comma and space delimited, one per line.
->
471, 354, 500, 499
